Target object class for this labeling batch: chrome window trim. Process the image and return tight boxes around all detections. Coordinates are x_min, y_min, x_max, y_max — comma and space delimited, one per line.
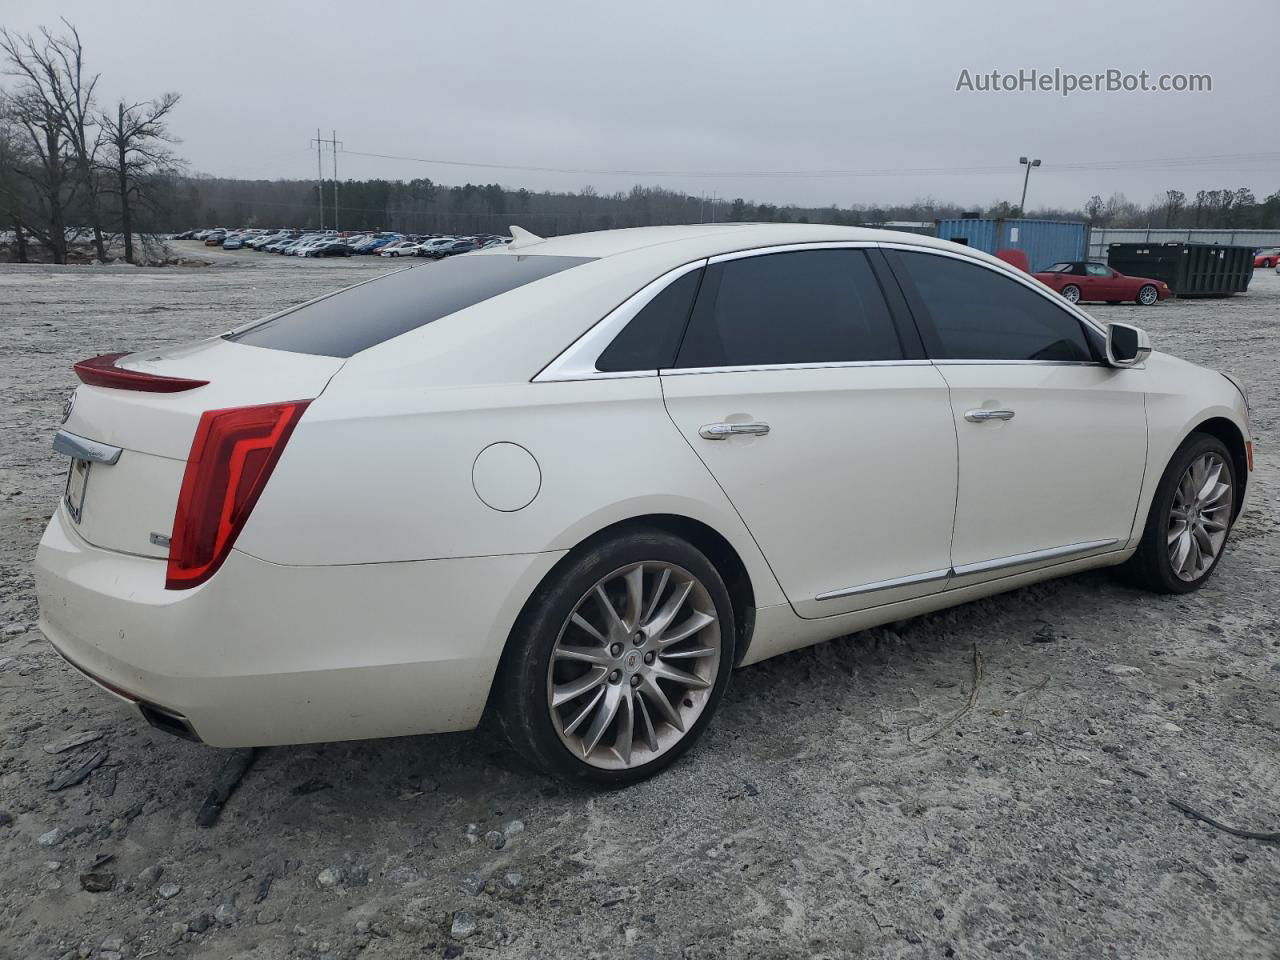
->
533, 259, 706, 383
534, 239, 1116, 383
874, 240, 1109, 339
707, 241, 878, 264
815, 567, 951, 602
929, 358, 1100, 367
662, 359, 931, 376
53, 430, 122, 465
950, 538, 1119, 578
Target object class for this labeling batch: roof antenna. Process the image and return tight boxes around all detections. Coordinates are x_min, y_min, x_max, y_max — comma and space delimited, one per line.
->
508, 225, 544, 249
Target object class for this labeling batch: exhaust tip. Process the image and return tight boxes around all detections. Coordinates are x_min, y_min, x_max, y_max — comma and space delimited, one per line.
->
138, 702, 203, 743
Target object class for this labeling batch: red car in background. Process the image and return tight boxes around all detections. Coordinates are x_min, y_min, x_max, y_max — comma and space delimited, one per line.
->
1253, 249, 1280, 268
1034, 261, 1169, 305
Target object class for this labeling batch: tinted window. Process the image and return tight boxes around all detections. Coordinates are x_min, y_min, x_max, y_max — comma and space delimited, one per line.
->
596, 268, 702, 372
891, 251, 1094, 362
225, 254, 593, 358
675, 250, 902, 368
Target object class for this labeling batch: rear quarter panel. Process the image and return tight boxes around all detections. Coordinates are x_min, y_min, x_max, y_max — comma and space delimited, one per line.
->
235, 375, 788, 609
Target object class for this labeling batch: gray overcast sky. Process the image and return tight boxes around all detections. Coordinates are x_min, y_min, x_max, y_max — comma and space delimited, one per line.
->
3, 0, 1277, 211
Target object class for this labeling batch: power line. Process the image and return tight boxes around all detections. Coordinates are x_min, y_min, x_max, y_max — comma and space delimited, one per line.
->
336, 147, 1280, 181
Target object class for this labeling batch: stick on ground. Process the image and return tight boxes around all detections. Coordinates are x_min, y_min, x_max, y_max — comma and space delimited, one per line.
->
1168, 799, 1280, 843
913, 644, 984, 744
196, 748, 259, 828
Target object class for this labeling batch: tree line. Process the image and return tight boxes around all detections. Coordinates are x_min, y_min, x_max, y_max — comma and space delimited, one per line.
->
165, 178, 1280, 238
0, 20, 179, 263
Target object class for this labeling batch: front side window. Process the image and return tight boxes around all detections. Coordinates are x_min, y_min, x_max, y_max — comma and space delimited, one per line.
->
1086, 263, 1111, 277
889, 251, 1095, 363
674, 249, 902, 368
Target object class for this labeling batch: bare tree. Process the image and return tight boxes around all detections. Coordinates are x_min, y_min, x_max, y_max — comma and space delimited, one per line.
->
0, 102, 36, 261
1163, 189, 1186, 228
99, 93, 181, 263
0, 21, 107, 259
1, 89, 76, 262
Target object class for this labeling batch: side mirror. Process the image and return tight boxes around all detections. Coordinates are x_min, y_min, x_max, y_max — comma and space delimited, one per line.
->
1105, 322, 1152, 367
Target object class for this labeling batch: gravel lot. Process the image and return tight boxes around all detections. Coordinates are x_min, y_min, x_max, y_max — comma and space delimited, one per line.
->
1, 241, 1277, 960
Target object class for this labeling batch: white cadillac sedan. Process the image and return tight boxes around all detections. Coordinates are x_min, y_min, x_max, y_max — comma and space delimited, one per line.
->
35, 224, 1253, 784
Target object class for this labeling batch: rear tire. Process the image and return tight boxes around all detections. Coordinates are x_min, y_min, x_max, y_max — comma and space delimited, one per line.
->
494, 529, 735, 785
1121, 432, 1237, 593
1062, 284, 1081, 304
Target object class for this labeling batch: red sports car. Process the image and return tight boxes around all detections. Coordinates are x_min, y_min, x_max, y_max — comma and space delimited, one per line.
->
1034, 261, 1169, 305
1253, 249, 1280, 268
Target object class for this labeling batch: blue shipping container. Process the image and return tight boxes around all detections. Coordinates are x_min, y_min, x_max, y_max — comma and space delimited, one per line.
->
934, 218, 1088, 272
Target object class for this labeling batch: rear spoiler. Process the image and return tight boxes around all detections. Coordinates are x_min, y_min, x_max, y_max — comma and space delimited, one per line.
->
74, 353, 209, 393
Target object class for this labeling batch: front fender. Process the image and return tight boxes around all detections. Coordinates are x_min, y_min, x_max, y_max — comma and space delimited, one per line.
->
1127, 353, 1253, 547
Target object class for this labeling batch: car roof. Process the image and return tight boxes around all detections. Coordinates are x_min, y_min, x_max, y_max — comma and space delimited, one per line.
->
496, 222, 978, 261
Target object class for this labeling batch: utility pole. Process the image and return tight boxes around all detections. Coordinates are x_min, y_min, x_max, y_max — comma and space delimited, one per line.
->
311, 129, 324, 229
310, 130, 343, 229
1018, 156, 1041, 215
700, 193, 723, 224
331, 129, 343, 231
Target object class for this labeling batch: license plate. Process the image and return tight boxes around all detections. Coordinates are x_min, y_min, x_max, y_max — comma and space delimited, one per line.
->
65, 457, 90, 524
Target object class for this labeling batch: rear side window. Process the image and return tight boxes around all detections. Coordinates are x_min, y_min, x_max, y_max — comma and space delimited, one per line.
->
225, 254, 593, 358
889, 251, 1095, 363
674, 250, 902, 368
596, 268, 703, 372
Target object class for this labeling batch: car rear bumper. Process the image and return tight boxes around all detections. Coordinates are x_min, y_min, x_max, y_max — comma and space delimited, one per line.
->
35, 505, 564, 747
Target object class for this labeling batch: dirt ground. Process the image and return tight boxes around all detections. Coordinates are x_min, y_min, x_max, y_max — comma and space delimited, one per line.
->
1, 241, 1277, 960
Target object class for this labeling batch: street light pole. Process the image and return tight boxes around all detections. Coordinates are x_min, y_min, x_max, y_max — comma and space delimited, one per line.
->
1019, 156, 1041, 215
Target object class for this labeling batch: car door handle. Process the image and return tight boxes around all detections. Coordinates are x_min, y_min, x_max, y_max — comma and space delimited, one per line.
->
964, 409, 1016, 422
698, 421, 771, 440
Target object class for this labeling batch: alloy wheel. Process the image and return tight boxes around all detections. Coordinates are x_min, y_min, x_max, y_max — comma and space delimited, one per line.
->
1167, 452, 1232, 582
547, 562, 722, 770
1139, 285, 1158, 305
1063, 285, 1080, 303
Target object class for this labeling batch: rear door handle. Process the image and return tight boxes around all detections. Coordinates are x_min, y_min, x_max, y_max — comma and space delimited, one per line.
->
964, 409, 1015, 422
699, 421, 771, 440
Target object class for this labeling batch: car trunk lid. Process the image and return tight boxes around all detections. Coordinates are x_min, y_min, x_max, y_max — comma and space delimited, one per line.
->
58, 338, 343, 560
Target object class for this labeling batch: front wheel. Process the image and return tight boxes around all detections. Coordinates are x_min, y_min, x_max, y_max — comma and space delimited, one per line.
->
1061, 284, 1081, 303
1122, 433, 1237, 593
494, 530, 735, 785
1137, 284, 1158, 305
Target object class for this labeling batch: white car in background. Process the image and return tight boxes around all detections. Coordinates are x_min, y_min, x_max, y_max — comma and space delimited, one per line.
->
378, 240, 422, 258
35, 224, 1252, 785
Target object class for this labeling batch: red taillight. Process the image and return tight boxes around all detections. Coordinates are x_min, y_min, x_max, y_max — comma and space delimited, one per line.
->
166, 400, 310, 590
75, 352, 210, 393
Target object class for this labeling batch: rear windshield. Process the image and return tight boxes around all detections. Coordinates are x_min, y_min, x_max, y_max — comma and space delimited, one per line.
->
224, 254, 593, 357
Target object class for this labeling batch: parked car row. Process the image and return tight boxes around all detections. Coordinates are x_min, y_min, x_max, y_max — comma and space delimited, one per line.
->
173, 228, 510, 258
